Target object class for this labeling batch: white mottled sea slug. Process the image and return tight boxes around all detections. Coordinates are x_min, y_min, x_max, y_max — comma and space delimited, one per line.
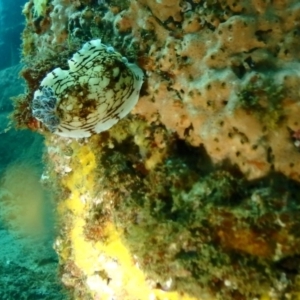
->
32, 39, 144, 138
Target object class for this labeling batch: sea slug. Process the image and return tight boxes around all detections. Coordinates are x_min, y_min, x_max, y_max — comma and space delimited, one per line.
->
32, 39, 144, 138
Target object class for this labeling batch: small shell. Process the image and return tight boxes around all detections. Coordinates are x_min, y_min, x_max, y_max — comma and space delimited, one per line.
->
32, 39, 144, 138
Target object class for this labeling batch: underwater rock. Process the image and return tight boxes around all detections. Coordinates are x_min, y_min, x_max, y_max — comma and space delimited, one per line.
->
32, 39, 143, 138
17, 0, 300, 299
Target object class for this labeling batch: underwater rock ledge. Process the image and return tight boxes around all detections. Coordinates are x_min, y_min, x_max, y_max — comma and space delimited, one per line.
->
12, 0, 300, 299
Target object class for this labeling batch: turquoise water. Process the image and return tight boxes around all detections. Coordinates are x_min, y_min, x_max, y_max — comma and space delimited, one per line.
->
0, 1, 69, 299
0, 69, 69, 299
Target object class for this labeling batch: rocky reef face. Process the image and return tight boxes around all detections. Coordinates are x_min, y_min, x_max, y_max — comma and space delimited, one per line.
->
14, 0, 300, 299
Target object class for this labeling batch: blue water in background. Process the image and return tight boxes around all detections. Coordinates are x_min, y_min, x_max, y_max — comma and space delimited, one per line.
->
0, 0, 25, 69
0, 1, 69, 299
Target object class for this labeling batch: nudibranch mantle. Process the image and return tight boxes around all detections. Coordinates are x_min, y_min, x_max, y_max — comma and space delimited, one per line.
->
32, 39, 144, 138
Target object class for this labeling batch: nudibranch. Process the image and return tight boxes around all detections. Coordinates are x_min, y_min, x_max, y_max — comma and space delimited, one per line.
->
32, 39, 144, 138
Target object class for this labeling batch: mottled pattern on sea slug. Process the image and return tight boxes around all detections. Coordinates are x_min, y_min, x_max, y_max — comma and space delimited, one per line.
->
32, 39, 144, 138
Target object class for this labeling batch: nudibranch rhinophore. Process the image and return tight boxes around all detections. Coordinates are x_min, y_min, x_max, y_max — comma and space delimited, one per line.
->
32, 39, 144, 138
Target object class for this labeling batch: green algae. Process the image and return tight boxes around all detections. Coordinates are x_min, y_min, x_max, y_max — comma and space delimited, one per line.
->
237, 76, 286, 130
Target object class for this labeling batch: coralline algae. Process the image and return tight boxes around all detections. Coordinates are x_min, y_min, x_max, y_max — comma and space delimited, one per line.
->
32, 39, 143, 138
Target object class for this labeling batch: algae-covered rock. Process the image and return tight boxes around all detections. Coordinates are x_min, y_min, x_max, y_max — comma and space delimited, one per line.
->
14, 0, 300, 299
